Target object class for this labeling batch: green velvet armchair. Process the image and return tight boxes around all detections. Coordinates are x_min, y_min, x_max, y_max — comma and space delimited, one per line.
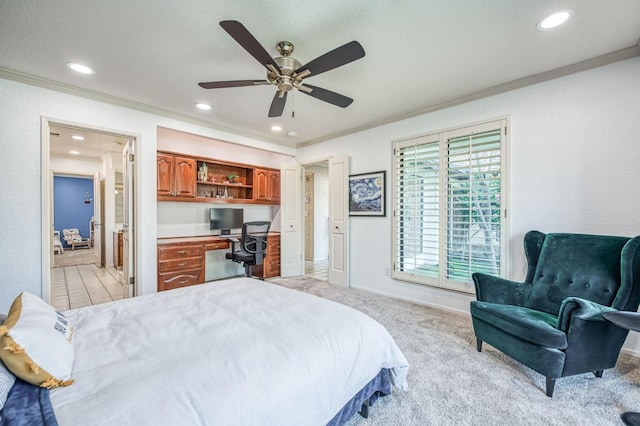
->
470, 231, 640, 397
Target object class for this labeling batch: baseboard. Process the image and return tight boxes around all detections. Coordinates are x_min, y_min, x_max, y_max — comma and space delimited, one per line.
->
349, 284, 471, 316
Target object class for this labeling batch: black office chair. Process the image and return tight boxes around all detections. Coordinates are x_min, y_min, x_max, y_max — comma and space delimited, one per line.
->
225, 221, 271, 278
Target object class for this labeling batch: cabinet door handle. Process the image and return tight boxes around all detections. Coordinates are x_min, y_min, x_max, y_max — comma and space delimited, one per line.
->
177, 250, 187, 254
177, 262, 187, 266
177, 280, 187, 285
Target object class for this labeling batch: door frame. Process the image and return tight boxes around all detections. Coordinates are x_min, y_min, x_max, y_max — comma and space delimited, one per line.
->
298, 156, 349, 286
41, 116, 139, 302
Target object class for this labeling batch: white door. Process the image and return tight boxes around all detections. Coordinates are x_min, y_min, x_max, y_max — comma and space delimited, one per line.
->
280, 160, 304, 277
122, 140, 136, 297
328, 156, 350, 287
92, 172, 102, 267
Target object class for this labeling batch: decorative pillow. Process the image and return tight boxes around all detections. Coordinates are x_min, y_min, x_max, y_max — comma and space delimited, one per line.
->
0, 292, 74, 388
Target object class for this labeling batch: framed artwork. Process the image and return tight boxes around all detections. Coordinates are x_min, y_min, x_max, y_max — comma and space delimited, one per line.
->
348, 171, 386, 216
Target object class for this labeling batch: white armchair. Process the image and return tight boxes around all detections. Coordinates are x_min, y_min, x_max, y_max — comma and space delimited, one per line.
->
62, 228, 90, 250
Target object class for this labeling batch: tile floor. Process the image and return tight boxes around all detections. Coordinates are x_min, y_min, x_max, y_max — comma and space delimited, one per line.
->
305, 258, 328, 282
51, 264, 124, 311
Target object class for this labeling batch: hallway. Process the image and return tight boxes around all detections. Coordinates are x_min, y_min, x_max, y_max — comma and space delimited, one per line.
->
51, 264, 123, 311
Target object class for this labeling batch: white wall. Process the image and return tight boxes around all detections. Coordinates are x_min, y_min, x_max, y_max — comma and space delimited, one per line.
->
0, 77, 293, 312
296, 57, 640, 351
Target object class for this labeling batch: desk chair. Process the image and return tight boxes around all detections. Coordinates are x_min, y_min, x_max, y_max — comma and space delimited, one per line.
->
225, 221, 271, 278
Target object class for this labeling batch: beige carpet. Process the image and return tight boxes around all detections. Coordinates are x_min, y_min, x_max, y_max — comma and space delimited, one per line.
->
53, 247, 97, 268
269, 276, 640, 426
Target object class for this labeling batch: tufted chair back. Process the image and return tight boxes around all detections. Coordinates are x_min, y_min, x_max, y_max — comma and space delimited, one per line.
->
524, 232, 631, 316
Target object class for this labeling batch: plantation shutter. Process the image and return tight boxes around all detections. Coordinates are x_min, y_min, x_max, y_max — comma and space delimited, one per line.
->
394, 137, 440, 280
392, 120, 507, 294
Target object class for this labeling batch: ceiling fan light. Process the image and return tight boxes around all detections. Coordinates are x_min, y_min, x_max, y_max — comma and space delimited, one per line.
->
195, 103, 212, 110
66, 62, 95, 75
271, 125, 282, 132
537, 10, 574, 31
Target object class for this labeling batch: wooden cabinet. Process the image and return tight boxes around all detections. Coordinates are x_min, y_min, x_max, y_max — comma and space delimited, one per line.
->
254, 234, 281, 279
158, 151, 279, 205
157, 153, 197, 198
113, 231, 123, 269
195, 160, 254, 202
254, 169, 280, 203
157, 242, 205, 291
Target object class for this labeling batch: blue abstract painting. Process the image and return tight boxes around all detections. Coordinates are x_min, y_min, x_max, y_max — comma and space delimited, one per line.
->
349, 171, 385, 216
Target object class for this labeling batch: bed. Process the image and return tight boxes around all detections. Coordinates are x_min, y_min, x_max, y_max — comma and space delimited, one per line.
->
0, 277, 409, 425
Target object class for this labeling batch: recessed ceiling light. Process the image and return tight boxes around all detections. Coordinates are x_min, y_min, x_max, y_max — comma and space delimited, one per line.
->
537, 10, 574, 31
69, 150, 80, 155
287, 131, 298, 137
66, 62, 95, 75
71, 135, 84, 141
195, 103, 212, 110
271, 125, 282, 132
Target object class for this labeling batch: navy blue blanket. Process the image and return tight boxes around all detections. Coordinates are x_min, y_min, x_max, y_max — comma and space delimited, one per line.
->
0, 380, 57, 426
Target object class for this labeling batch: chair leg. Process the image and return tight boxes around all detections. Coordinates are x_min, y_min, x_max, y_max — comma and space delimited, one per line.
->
476, 338, 483, 352
594, 370, 604, 378
545, 377, 556, 398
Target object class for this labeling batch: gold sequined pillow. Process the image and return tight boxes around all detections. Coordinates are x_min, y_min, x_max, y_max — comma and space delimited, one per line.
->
0, 292, 74, 388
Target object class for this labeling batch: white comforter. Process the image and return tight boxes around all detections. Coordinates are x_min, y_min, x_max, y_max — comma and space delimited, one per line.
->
50, 278, 409, 426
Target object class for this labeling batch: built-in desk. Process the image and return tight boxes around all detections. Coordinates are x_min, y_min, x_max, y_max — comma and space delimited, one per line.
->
157, 233, 280, 292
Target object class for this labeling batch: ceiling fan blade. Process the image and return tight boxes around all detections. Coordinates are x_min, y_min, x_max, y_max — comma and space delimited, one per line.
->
268, 91, 287, 117
300, 84, 353, 108
295, 41, 365, 77
220, 20, 281, 73
199, 80, 268, 89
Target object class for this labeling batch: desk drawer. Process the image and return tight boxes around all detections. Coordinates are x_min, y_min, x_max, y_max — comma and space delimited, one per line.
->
205, 241, 230, 251
158, 270, 203, 291
158, 257, 203, 273
158, 244, 204, 261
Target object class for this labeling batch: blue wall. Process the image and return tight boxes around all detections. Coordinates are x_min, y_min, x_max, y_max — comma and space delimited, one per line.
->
53, 176, 94, 248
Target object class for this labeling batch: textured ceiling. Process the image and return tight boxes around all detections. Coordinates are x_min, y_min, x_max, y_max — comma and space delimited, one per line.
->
1, 0, 639, 151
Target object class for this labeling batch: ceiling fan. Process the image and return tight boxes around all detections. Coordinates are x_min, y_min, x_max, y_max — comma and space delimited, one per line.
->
199, 20, 365, 118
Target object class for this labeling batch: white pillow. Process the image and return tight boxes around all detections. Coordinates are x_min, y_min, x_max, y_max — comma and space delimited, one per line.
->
0, 292, 75, 388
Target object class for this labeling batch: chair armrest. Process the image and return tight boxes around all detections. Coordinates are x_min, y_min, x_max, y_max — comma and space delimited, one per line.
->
472, 273, 531, 306
557, 297, 617, 333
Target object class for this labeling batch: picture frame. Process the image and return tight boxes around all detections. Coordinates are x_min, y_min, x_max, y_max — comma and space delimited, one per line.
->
348, 171, 386, 216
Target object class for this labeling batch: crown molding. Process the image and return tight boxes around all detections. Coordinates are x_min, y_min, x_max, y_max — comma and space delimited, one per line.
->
298, 43, 640, 147
0, 67, 296, 151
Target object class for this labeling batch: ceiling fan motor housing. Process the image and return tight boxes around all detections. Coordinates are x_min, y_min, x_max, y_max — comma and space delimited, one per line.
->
268, 51, 302, 92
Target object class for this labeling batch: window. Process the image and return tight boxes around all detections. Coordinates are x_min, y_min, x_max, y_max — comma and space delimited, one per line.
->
392, 119, 508, 293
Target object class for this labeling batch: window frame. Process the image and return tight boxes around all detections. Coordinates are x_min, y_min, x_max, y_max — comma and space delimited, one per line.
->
391, 118, 509, 294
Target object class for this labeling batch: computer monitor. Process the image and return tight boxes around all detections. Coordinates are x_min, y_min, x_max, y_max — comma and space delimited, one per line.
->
210, 208, 243, 234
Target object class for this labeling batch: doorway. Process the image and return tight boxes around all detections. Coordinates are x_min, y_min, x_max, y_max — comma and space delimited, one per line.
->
303, 162, 329, 282
44, 121, 136, 309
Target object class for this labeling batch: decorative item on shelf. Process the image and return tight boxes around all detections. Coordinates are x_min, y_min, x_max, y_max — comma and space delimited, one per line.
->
226, 174, 239, 184
223, 187, 229, 198
198, 162, 208, 181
